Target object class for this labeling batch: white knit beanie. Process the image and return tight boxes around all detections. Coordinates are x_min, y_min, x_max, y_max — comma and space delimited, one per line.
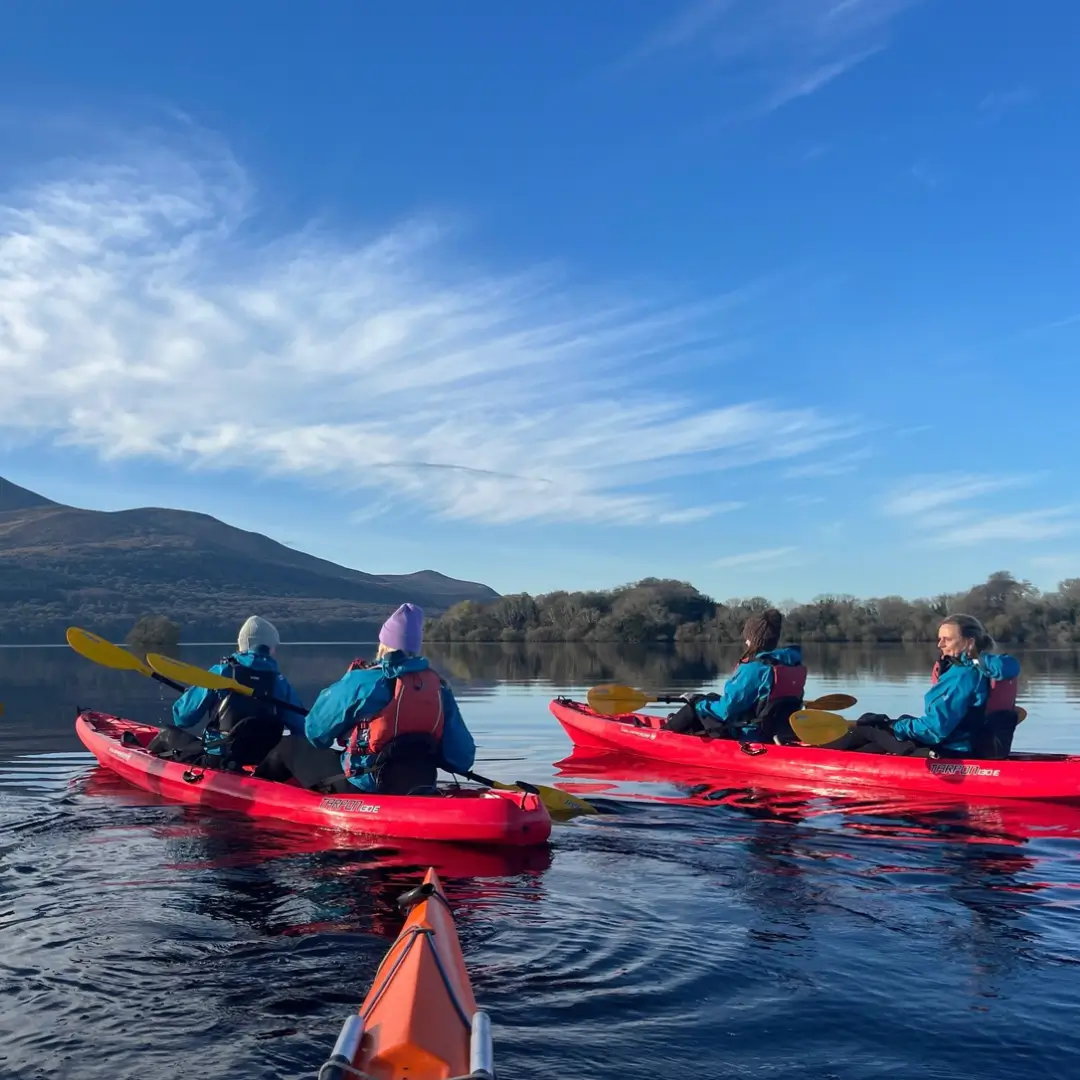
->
237, 615, 280, 654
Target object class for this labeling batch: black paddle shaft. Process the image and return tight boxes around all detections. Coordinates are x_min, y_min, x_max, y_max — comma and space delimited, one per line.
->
151, 671, 187, 694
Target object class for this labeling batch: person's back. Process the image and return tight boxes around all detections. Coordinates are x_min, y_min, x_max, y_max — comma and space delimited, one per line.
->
201, 646, 300, 767
969, 652, 1023, 757
663, 610, 806, 742
145, 616, 305, 769
332, 649, 463, 793
254, 603, 476, 794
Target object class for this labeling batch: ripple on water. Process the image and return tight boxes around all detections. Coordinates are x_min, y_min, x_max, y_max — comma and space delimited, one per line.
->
4, 692, 1080, 1080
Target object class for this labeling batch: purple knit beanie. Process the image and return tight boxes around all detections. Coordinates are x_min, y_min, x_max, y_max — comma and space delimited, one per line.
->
379, 603, 425, 654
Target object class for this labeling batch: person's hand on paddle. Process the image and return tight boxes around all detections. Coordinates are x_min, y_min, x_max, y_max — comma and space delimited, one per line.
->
855, 712, 892, 727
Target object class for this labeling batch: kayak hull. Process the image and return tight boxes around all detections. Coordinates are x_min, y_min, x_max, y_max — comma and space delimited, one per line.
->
76, 710, 551, 847
549, 697, 1080, 803
322, 867, 484, 1080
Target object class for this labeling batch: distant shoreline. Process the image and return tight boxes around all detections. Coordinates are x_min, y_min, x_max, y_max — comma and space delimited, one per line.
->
425, 571, 1080, 649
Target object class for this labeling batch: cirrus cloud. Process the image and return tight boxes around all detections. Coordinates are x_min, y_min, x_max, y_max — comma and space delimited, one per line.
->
615, 0, 921, 115
881, 473, 1076, 547
0, 133, 854, 526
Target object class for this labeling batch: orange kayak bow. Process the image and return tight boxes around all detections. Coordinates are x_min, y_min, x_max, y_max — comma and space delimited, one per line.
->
320, 867, 493, 1080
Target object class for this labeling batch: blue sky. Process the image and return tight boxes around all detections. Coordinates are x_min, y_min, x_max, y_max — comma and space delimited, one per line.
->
0, 1, 1077, 604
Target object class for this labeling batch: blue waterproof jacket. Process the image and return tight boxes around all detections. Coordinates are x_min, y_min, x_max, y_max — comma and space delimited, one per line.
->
891, 652, 1021, 751
304, 651, 476, 793
694, 646, 805, 739
169, 649, 306, 754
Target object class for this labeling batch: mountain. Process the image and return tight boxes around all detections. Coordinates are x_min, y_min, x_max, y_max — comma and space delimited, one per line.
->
0, 477, 57, 511
0, 477, 498, 644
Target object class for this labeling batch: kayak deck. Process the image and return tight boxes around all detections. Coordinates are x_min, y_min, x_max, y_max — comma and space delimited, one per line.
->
550, 697, 1080, 804
320, 867, 492, 1080
76, 710, 551, 847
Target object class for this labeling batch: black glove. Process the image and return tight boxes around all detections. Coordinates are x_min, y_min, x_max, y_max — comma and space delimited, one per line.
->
855, 712, 892, 728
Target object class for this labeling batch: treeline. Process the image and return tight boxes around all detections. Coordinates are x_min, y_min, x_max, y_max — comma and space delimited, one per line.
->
0, 595, 390, 645
425, 572, 1080, 647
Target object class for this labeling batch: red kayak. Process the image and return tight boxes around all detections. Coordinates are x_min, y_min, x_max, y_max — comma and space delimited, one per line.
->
549, 697, 1080, 804
77, 710, 551, 847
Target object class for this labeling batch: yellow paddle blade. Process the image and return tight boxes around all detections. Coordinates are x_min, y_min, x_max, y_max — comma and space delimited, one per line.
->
1016, 706, 1027, 723
66, 627, 153, 677
587, 683, 650, 715
146, 653, 252, 696
790, 709, 852, 746
490, 779, 596, 817
805, 693, 858, 711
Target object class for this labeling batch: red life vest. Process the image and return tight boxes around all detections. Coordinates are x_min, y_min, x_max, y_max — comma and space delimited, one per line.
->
347, 667, 445, 761
933, 656, 1015, 708
930, 658, 1018, 713
729, 657, 807, 716
766, 661, 807, 706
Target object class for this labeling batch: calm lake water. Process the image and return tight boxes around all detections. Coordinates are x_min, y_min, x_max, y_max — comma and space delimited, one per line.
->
2, 641, 1080, 1080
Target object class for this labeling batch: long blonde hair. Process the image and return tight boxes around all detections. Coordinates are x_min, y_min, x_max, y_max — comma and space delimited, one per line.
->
376, 643, 420, 661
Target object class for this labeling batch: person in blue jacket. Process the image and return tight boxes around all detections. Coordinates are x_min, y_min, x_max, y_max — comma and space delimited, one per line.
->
823, 613, 1021, 755
141, 615, 305, 769
252, 603, 476, 795
662, 609, 807, 742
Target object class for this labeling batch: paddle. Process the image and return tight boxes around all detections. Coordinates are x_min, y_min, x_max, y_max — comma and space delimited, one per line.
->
587, 682, 858, 717
147, 652, 596, 817
464, 769, 596, 817
790, 706, 1030, 747
66, 627, 187, 692
788, 709, 851, 746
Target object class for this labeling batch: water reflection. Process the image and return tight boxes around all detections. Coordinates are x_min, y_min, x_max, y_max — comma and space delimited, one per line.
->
554, 745, 1079, 996
553, 745, 1080, 848
4, 643, 1080, 1080
425, 640, 1080, 698
78, 768, 554, 892
4, 640, 1079, 749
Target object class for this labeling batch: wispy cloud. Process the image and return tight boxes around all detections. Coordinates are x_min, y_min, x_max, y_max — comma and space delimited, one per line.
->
713, 545, 798, 568
882, 475, 1032, 518
0, 132, 854, 527
978, 86, 1034, 124
1020, 311, 1080, 338
783, 447, 870, 479
882, 474, 1073, 547
657, 502, 745, 524
801, 143, 833, 164
934, 509, 1075, 547
616, 0, 919, 115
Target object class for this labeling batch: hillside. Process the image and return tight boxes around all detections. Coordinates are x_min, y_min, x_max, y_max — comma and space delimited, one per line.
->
0, 477, 498, 644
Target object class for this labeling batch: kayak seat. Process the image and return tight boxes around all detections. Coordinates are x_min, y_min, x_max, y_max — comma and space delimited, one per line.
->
756, 697, 803, 745
971, 709, 1020, 760
374, 750, 439, 796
